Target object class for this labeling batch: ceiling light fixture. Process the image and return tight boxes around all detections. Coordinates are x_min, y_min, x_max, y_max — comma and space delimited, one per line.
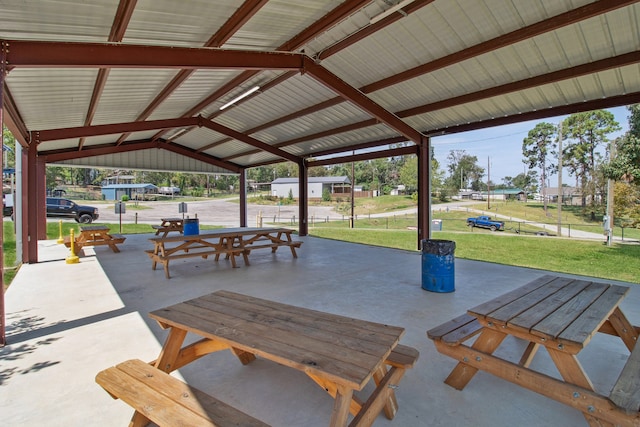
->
219, 86, 260, 110
370, 0, 416, 25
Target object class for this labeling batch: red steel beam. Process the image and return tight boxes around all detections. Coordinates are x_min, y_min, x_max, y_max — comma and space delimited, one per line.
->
200, 119, 300, 163
398, 50, 640, 118
308, 144, 417, 167
43, 139, 241, 173
44, 140, 161, 161
303, 136, 407, 160
303, 57, 424, 145
5, 40, 304, 70
222, 118, 379, 161
425, 92, 640, 136
33, 117, 200, 143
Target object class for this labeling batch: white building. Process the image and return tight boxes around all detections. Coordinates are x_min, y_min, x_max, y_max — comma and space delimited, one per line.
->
271, 176, 351, 199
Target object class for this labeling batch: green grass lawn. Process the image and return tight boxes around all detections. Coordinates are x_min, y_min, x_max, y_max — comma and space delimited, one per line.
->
309, 227, 640, 284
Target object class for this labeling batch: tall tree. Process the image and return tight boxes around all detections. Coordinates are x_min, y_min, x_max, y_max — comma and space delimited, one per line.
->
604, 105, 640, 183
522, 122, 557, 213
562, 110, 621, 208
445, 150, 484, 192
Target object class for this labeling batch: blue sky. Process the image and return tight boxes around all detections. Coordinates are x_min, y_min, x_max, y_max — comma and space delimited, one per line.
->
430, 106, 631, 186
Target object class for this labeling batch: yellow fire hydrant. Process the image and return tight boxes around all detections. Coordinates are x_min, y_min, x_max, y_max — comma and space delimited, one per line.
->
65, 229, 80, 264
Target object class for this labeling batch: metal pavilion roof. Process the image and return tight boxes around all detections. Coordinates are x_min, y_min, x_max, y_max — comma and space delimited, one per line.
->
1, 0, 639, 175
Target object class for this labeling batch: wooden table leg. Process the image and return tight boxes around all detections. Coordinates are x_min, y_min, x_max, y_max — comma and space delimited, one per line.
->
154, 327, 188, 373
307, 374, 363, 416
519, 342, 540, 368
353, 366, 406, 426
329, 385, 353, 427
547, 349, 614, 427
607, 307, 639, 351
444, 328, 506, 390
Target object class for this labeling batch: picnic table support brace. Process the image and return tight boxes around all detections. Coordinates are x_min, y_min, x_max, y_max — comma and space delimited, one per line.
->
444, 328, 506, 390
434, 341, 639, 427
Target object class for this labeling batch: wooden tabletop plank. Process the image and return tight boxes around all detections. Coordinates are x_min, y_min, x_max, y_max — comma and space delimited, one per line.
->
531, 282, 609, 342
148, 227, 294, 244
558, 284, 629, 345
80, 225, 110, 232
212, 291, 403, 340
508, 279, 591, 331
468, 275, 564, 320
189, 294, 398, 355
487, 277, 577, 325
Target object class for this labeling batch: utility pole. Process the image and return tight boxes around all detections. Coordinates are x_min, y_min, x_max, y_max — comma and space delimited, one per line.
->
606, 141, 616, 246
487, 157, 491, 210
557, 121, 563, 237
350, 153, 355, 229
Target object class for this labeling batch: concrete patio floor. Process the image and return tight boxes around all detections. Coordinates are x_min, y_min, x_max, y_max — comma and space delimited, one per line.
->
1, 233, 638, 426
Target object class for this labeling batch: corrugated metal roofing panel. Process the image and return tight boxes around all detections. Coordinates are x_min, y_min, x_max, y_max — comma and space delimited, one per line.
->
148, 69, 250, 120
249, 102, 375, 145
6, 69, 98, 130
172, 127, 226, 151
0, 0, 117, 42
217, 73, 338, 129
124, 0, 239, 47
54, 148, 235, 174
224, 0, 341, 51
93, 69, 180, 125
229, 150, 283, 166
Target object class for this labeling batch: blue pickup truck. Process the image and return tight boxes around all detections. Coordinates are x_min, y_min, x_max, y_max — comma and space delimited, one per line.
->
467, 215, 505, 232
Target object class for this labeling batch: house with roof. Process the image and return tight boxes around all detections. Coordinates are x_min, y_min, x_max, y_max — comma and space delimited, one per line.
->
271, 176, 351, 199
484, 188, 527, 201
101, 183, 158, 201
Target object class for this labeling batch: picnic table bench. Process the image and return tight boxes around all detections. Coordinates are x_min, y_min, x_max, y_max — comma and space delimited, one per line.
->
96, 290, 418, 427
96, 359, 270, 427
63, 225, 126, 253
427, 275, 640, 426
151, 217, 184, 237
146, 227, 302, 279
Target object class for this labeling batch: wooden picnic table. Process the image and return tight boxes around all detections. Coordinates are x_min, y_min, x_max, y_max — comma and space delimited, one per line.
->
151, 217, 184, 237
64, 225, 126, 253
428, 275, 640, 426
126, 290, 417, 427
146, 227, 302, 278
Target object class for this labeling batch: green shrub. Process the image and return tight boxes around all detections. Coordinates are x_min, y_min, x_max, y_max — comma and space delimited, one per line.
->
121, 195, 129, 201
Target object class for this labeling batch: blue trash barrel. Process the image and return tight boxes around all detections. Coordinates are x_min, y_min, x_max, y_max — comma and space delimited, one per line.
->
183, 218, 199, 236
421, 239, 455, 293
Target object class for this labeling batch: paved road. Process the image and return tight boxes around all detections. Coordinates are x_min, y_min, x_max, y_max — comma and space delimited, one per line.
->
96, 198, 338, 227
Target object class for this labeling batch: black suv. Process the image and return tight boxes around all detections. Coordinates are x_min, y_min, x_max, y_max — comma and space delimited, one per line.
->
46, 197, 99, 223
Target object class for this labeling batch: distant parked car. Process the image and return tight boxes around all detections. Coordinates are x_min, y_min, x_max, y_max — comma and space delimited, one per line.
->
46, 197, 99, 223
466, 215, 505, 232
158, 186, 180, 195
